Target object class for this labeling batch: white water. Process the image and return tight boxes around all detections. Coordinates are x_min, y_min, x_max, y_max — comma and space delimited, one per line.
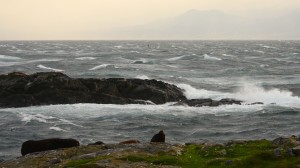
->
178, 82, 300, 107
37, 65, 64, 72
0, 54, 22, 60
89, 64, 112, 70
203, 54, 222, 61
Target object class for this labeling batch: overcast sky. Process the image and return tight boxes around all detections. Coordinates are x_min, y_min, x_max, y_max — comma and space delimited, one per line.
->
0, 0, 299, 40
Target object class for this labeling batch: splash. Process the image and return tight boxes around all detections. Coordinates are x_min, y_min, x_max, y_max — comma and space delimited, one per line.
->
233, 82, 300, 106
177, 84, 229, 100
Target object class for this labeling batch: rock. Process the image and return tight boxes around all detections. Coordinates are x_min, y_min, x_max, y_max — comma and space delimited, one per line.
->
0, 72, 186, 108
274, 148, 281, 157
151, 130, 165, 143
174, 98, 242, 107
88, 141, 105, 146
272, 136, 300, 147
119, 140, 141, 144
21, 138, 80, 155
292, 146, 300, 156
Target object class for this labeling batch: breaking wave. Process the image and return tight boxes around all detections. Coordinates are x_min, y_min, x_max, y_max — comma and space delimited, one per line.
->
37, 65, 64, 72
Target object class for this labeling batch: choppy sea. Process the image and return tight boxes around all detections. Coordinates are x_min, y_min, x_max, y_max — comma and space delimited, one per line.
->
0, 41, 300, 160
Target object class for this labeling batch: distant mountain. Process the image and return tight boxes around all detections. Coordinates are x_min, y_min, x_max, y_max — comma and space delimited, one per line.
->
108, 9, 300, 40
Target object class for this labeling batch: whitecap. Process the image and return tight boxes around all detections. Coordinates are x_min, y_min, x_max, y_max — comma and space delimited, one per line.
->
37, 65, 64, 72
0, 54, 22, 60
89, 64, 112, 70
49, 126, 65, 132
136, 75, 150, 80
131, 59, 152, 64
261, 45, 277, 49
222, 54, 235, 57
166, 55, 187, 61
0, 61, 21, 67
20, 113, 55, 124
203, 54, 222, 61
27, 59, 62, 63
114, 45, 123, 49
76, 57, 97, 60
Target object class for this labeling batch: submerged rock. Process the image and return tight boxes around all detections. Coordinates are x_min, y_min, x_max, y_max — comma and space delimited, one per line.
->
21, 138, 80, 156
0, 72, 186, 107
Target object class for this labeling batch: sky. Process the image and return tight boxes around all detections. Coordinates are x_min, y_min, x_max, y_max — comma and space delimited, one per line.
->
0, 0, 300, 40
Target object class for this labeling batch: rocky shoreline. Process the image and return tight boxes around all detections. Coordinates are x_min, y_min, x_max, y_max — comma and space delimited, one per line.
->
0, 72, 250, 108
1, 135, 300, 168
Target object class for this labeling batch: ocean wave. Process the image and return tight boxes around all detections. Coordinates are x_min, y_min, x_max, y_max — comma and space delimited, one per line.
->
0, 54, 22, 60
177, 84, 230, 100
131, 59, 153, 64
89, 64, 112, 70
166, 55, 188, 61
27, 58, 62, 63
203, 54, 222, 61
76, 57, 97, 60
37, 65, 64, 72
222, 54, 235, 57
232, 82, 300, 107
49, 126, 66, 132
20, 113, 55, 124
177, 82, 300, 107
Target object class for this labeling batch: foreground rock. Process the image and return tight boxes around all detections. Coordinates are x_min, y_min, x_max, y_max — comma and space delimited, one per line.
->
0, 72, 186, 108
2, 136, 300, 168
21, 138, 80, 156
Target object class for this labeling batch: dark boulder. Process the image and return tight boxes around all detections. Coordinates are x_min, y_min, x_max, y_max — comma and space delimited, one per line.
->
151, 130, 165, 143
174, 98, 242, 107
0, 72, 186, 107
21, 138, 80, 155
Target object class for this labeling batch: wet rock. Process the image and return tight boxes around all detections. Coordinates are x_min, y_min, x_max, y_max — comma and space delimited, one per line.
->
21, 138, 80, 155
0, 72, 186, 107
151, 130, 165, 143
174, 98, 242, 107
119, 140, 141, 144
88, 141, 105, 146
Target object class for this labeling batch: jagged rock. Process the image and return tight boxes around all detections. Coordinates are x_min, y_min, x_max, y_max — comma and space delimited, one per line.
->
21, 138, 80, 155
151, 130, 165, 143
0, 72, 186, 107
174, 98, 242, 107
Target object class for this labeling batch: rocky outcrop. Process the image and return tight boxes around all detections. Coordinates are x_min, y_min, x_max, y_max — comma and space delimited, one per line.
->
0, 72, 186, 108
21, 138, 80, 156
174, 98, 242, 107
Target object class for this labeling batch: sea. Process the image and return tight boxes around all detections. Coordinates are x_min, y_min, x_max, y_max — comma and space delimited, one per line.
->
0, 40, 300, 160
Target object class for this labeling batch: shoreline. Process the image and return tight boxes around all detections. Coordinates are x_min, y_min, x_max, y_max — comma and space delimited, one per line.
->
1, 136, 300, 167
